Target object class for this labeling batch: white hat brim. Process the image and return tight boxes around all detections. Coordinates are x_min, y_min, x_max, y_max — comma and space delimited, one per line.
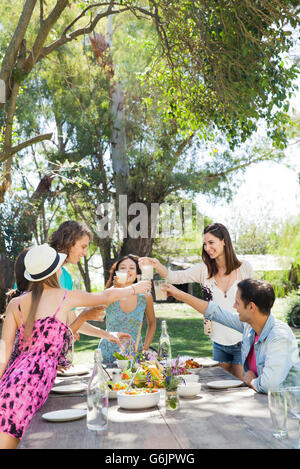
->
24, 252, 67, 282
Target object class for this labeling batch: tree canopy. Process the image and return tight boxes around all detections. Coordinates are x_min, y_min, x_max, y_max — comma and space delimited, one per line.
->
0, 0, 299, 301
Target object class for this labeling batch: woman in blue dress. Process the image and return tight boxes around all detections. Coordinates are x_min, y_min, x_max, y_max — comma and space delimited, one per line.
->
99, 255, 156, 365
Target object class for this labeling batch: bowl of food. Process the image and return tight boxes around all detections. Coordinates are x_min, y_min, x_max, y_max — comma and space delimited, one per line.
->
107, 381, 128, 399
115, 359, 130, 370
117, 388, 160, 409
178, 382, 201, 397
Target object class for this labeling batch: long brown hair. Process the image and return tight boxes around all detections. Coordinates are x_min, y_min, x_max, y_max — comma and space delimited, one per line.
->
202, 223, 241, 279
5, 248, 30, 307
23, 273, 60, 344
105, 255, 141, 289
49, 220, 92, 256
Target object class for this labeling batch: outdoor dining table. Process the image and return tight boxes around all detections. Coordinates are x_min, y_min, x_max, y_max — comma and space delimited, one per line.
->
18, 363, 298, 450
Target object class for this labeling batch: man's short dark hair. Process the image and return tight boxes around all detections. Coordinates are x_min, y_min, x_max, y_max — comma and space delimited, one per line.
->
237, 279, 275, 315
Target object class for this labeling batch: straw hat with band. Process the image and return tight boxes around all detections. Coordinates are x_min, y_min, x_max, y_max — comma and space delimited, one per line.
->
24, 243, 67, 282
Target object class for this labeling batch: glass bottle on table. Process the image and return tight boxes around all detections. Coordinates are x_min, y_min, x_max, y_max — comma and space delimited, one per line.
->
87, 349, 108, 432
158, 320, 172, 365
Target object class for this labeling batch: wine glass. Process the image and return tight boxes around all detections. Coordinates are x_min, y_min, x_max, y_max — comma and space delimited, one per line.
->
268, 389, 288, 440
285, 386, 300, 449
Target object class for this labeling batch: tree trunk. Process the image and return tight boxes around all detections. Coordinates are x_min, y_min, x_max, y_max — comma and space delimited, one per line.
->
118, 205, 158, 257
77, 256, 92, 292
0, 255, 14, 314
106, 16, 130, 200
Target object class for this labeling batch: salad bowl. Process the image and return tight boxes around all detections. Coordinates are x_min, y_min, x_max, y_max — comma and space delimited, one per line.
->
117, 388, 160, 409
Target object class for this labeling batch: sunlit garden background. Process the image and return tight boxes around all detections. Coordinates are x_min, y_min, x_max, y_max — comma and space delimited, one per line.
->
0, 1, 299, 363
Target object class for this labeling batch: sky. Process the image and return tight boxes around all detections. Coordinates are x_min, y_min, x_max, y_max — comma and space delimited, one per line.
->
196, 152, 299, 228
195, 76, 300, 231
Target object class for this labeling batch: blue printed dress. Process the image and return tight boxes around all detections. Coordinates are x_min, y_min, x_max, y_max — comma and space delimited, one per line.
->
99, 294, 146, 365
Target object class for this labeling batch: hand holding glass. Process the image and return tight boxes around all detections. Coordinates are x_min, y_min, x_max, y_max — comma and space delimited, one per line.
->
154, 280, 167, 301
115, 271, 127, 284
141, 264, 154, 280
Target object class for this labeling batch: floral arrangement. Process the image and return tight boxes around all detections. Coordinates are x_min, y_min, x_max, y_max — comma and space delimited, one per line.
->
113, 338, 136, 361
163, 356, 184, 392
138, 349, 158, 363
114, 343, 159, 366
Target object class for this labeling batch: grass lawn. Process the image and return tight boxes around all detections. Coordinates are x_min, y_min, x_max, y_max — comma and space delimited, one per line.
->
73, 302, 212, 365
74, 296, 299, 365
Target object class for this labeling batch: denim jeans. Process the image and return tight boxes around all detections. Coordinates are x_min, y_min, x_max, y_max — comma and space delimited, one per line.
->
213, 341, 242, 365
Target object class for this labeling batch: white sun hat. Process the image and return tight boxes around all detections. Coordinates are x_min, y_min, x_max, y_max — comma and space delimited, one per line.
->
24, 243, 67, 282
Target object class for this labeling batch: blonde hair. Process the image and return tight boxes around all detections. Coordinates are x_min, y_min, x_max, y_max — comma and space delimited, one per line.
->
23, 273, 60, 344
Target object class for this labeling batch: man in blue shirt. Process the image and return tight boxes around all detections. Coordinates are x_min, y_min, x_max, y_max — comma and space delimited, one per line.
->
163, 279, 300, 394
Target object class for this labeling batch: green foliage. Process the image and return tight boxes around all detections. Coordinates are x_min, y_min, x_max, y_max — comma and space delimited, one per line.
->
282, 288, 300, 326
268, 215, 300, 262
0, 198, 33, 261
235, 223, 278, 255
256, 270, 293, 298
143, 0, 299, 148
232, 215, 300, 297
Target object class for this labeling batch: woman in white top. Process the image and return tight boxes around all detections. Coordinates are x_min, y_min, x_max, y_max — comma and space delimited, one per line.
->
140, 223, 254, 379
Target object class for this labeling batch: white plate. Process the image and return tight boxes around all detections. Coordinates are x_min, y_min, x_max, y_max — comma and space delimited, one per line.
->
51, 383, 87, 394
182, 357, 219, 370
194, 358, 219, 367
57, 364, 90, 376
206, 380, 244, 389
54, 376, 83, 385
42, 408, 87, 422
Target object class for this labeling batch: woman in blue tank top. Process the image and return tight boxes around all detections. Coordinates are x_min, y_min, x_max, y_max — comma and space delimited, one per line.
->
99, 255, 156, 366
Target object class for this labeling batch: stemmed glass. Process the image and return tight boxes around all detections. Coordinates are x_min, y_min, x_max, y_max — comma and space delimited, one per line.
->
285, 386, 300, 449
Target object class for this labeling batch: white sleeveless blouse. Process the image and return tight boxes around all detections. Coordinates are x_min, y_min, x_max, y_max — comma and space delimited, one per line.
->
208, 273, 242, 345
